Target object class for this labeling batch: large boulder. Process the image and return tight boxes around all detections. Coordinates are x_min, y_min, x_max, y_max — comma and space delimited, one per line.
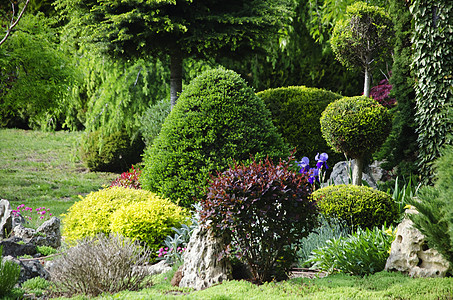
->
328, 160, 380, 188
385, 217, 450, 277
0, 236, 37, 257
0, 199, 12, 238
178, 226, 232, 290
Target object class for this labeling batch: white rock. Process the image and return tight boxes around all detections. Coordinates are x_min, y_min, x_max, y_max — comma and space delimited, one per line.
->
385, 218, 450, 277
0, 199, 12, 239
179, 226, 232, 290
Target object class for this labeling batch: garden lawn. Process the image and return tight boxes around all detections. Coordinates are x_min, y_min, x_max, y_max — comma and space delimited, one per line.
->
55, 270, 453, 300
0, 129, 117, 220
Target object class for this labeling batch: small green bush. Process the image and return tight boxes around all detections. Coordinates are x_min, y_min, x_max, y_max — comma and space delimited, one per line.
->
307, 226, 394, 276
312, 184, 398, 229
320, 96, 392, 159
257, 86, 343, 164
140, 98, 171, 146
80, 129, 145, 172
0, 246, 21, 297
142, 68, 288, 207
37, 245, 58, 256
63, 187, 189, 247
21, 277, 50, 297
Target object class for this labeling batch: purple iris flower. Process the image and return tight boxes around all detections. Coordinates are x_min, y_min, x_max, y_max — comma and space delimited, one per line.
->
298, 157, 310, 173
315, 152, 329, 169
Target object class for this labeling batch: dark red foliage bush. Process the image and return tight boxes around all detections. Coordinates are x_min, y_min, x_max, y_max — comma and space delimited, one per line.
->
200, 156, 319, 284
370, 78, 396, 108
110, 166, 142, 189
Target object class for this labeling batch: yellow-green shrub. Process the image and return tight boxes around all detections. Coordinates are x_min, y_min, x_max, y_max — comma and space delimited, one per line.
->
63, 187, 189, 246
110, 199, 188, 251
312, 184, 398, 229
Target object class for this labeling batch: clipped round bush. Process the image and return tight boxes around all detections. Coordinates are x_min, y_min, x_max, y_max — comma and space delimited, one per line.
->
63, 187, 189, 246
257, 86, 343, 164
312, 184, 398, 229
320, 96, 391, 159
110, 199, 188, 251
200, 156, 318, 283
142, 68, 288, 207
80, 130, 145, 172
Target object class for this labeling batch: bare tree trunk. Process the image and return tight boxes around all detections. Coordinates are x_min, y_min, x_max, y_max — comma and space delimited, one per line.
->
363, 65, 371, 97
170, 53, 183, 109
352, 156, 364, 186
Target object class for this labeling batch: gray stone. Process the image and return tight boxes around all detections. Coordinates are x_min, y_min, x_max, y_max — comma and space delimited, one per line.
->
13, 224, 36, 240
385, 217, 450, 277
0, 236, 37, 257
134, 260, 172, 277
327, 160, 378, 188
178, 226, 232, 290
34, 217, 61, 248
0, 199, 12, 239
4, 255, 50, 285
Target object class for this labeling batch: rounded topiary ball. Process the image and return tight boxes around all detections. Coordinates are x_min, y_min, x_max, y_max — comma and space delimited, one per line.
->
257, 86, 343, 164
141, 68, 288, 207
312, 184, 398, 229
320, 96, 391, 159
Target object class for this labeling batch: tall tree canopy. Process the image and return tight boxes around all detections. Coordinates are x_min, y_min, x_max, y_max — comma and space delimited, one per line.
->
55, 0, 294, 107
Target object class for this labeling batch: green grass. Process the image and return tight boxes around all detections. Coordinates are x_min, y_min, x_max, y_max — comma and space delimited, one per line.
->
0, 129, 117, 220
51, 270, 453, 300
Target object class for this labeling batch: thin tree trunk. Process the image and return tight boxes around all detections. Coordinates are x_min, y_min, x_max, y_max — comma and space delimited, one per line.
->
170, 53, 183, 109
363, 65, 371, 97
352, 156, 364, 186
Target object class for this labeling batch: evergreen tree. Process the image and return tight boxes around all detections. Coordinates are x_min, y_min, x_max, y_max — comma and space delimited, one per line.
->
54, 0, 293, 107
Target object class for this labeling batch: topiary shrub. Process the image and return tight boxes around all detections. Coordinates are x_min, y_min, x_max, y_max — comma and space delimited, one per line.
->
80, 130, 145, 173
142, 68, 289, 207
320, 96, 391, 185
312, 184, 398, 229
200, 155, 319, 283
63, 187, 189, 249
257, 86, 343, 166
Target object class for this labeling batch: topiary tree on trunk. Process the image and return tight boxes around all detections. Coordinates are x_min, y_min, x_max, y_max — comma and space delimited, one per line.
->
330, 1, 393, 97
320, 96, 392, 185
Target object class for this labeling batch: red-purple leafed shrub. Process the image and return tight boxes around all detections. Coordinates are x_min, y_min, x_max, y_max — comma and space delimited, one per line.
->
110, 166, 142, 189
200, 156, 319, 284
370, 78, 396, 108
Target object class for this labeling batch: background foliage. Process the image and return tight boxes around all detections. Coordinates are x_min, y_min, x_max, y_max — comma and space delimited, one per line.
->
411, 0, 453, 180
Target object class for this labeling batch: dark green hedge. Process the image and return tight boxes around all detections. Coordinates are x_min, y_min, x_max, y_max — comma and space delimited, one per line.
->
257, 86, 343, 164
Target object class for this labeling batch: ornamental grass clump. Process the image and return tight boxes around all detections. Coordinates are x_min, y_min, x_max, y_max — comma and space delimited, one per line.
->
0, 246, 21, 298
200, 155, 319, 284
306, 226, 395, 276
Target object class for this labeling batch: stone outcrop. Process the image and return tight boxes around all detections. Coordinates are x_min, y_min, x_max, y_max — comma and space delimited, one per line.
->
4, 256, 50, 285
178, 226, 232, 290
0, 199, 12, 238
385, 217, 450, 277
0, 236, 38, 257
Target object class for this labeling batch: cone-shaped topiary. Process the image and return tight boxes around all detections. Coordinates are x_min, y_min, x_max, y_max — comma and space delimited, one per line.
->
141, 68, 289, 207
320, 96, 391, 185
